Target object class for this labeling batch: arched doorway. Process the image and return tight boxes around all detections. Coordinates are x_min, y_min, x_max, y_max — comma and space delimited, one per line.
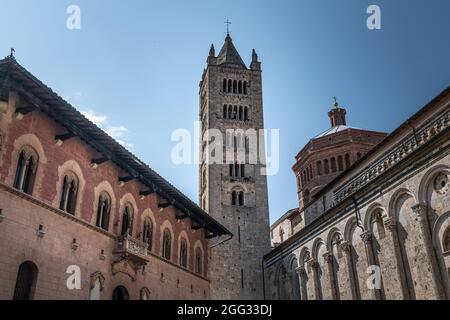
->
13, 261, 39, 300
112, 286, 129, 300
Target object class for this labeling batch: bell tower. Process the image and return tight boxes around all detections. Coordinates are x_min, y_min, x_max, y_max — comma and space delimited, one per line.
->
198, 33, 270, 299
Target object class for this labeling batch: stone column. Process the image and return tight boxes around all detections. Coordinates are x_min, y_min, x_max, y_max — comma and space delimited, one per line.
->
323, 251, 339, 299
309, 259, 322, 300
361, 231, 382, 300
296, 266, 307, 300
340, 241, 359, 300
385, 216, 412, 299
411, 203, 445, 299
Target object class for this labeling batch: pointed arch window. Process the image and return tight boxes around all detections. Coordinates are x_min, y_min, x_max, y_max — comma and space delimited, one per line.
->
142, 218, 153, 251
14, 146, 39, 195
59, 172, 78, 215
179, 238, 188, 268
95, 192, 111, 231
13, 261, 38, 300
162, 228, 172, 260
121, 204, 133, 236
195, 248, 203, 275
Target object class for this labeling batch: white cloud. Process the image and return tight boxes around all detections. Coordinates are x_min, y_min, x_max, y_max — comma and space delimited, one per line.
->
81, 109, 134, 149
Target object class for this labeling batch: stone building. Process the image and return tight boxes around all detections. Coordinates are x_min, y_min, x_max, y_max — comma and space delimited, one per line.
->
264, 86, 450, 300
0, 55, 230, 300
270, 101, 387, 246
198, 34, 271, 299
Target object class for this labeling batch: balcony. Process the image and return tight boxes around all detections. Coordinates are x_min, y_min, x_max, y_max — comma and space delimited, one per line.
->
112, 235, 149, 278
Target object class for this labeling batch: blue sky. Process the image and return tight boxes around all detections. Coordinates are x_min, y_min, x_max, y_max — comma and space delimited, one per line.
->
1, 0, 449, 223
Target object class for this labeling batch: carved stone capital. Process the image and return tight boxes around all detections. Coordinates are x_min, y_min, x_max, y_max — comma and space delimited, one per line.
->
384, 217, 397, 231
411, 203, 428, 221
323, 252, 333, 263
361, 231, 373, 244
296, 266, 306, 276
308, 259, 319, 269
339, 241, 352, 253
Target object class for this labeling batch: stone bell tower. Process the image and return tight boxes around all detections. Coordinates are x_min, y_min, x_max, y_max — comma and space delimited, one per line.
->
198, 33, 271, 299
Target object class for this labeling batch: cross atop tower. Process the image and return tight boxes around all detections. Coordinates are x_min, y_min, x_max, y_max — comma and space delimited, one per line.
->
333, 96, 339, 108
224, 19, 231, 36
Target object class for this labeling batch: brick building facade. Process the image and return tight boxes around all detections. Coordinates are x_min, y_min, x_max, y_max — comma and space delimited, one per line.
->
0, 56, 230, 300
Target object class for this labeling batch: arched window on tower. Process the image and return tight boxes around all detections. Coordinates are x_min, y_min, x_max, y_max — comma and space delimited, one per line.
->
244, 107, 249, 121
238, 80, 243, 94
228, 79, 232, 93
241, 164, 245, 178
13, 261, 38, 300
234, 162, 240, 177
324, 159, 330, 174
233, 105, 238, 119
229, 164, 234, 177
195, 248, 203, 275
96, 192, 111, 231
231, 191, 237, 205
59, 172, 78, 215
162, 228, 172, 260
228, 105, 232, 119
223, 104, 227, 119
239, 106, 243, 120
13, 146, 39, 195
223, 79, 227, 92
121, 204, 133, 236
331, 157, 337, 173
142, 218, 153, 251
337, 156, 344, 171
179, 238, 188, 268
317, 160, 323, 176
243, 81, 248, 94
238, 191, 244, 206
233, 80, 237, 93
345, 153, 351, 168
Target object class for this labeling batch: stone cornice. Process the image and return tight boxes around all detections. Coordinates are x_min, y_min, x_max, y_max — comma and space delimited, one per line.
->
334, 109, 450, 204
